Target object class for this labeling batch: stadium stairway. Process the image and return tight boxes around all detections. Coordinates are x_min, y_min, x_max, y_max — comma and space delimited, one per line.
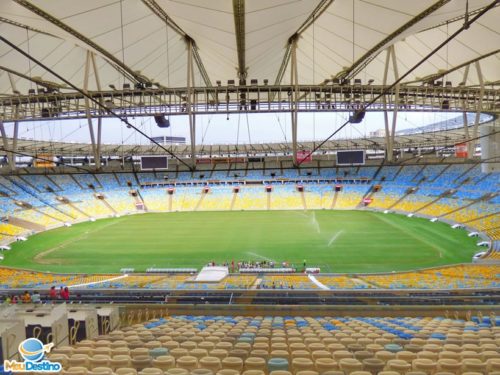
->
428, 164, 452, 183
330, 190, 339, 209
437, 193, 497, 219
168, 192, 173, 212
101, 196, 119, 215
65, 199, 92, 219
14, 174, 43, 192
230, 191, 238, 211
299, 191, 307, 211
387, 187, 418, 211
195, 192, 207, 212
7, 215, 46, 231
389, 165, 404, 181
453, 163, 480, 186
461, 209, 500, 227
412, 190, 455, 215
45, 175, 65, 190
7, 175, 75, 222
135, 191, 148, 212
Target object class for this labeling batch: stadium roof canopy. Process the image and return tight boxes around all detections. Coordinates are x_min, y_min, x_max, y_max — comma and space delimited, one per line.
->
0, 0, 499, 94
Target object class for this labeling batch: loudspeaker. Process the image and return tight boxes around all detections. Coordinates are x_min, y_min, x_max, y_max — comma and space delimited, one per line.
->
349, 109, 365, 123
154, 115, 170, 128
250, 99, 257, 110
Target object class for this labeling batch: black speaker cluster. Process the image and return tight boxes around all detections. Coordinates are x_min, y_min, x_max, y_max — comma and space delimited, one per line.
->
154, 115, 170, 128
349, 109, 366, 124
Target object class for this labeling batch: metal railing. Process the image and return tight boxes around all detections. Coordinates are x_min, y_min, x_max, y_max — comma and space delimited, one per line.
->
0, 84, 498, 122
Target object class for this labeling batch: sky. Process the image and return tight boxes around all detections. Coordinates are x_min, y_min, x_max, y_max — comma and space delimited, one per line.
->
4, 111, 461, 146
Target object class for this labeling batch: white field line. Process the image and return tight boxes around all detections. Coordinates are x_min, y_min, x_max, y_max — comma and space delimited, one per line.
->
246, 252, 274, 262
372, 212, 444, 258
308, 274, 330, 290
327, 230, 344, 247
68, 274, 129, 289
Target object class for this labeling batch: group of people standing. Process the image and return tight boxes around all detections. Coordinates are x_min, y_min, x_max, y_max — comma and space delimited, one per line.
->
3, 286, 70, 304
4, 290, 40, 304
49, 286, 70, 301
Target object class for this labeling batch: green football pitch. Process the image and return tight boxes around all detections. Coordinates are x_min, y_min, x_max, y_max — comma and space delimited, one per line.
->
3, 210, 478, 274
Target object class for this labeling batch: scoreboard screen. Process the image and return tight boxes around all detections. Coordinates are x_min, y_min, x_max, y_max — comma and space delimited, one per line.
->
140, 156, 168, 170
336, 150, 365, 166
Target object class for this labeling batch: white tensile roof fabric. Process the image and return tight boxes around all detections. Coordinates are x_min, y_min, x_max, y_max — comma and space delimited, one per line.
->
0, 0, 498, 95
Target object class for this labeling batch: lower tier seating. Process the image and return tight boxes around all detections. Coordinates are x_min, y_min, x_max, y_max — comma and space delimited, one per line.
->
0, 264, 498, 290
47, 314, 500, 375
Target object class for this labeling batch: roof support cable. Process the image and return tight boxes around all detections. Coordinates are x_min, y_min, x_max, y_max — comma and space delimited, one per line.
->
0, 35, 194, 170
295, 0, 499, 167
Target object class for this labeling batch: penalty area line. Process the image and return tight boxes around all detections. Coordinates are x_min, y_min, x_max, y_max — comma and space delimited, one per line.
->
246, 252, 275, 262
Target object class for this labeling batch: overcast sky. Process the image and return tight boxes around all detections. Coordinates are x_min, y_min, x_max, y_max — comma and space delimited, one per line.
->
5, 111, 460, 146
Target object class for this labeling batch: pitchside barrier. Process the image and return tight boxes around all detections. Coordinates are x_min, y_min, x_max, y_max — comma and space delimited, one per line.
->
239, 268, 294, 273
145, 268, 197, 273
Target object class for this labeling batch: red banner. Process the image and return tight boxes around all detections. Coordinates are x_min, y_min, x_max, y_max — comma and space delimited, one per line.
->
296, 150, 312, 164
455, 143, 468, 158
